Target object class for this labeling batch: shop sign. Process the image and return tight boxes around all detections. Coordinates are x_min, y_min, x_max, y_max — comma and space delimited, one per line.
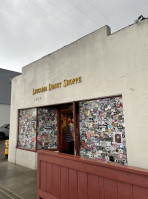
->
32, 76, 82, 95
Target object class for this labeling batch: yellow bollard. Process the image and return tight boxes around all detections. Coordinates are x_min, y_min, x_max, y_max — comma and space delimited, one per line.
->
5, 140, 9, 157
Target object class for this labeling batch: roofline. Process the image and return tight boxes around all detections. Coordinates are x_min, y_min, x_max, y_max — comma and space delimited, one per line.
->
0, 67, 21, 74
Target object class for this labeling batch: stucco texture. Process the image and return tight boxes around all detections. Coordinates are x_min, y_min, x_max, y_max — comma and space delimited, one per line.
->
8, 20, 148, 170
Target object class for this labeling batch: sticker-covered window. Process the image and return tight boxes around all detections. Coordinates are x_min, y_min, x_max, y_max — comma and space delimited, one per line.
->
18, 108, 37, 150
79, 96, 127, 165
37, 108, 58, 150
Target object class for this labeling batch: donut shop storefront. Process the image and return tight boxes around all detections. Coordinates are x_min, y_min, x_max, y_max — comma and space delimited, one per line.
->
8, 24, 148, 199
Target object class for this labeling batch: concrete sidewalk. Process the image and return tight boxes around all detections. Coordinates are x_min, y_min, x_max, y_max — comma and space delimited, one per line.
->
0, 160, 37, 199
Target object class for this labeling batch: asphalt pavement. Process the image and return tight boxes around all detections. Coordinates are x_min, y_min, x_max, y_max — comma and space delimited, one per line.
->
0, 140, 37, 199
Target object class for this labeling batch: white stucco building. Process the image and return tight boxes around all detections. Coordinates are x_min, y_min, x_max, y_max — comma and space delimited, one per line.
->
8, 19, 148, 170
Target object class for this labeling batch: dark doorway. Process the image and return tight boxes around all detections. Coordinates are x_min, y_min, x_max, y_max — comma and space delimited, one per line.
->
59, 104, 74, 155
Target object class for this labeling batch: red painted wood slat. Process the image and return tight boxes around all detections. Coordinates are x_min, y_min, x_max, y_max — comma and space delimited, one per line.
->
61, 167, 69, 199
37, 158, 40, 199
99, 177, 105, 199
73, 102, 77, 155
78, 171, 88, 199
69, 169, 78, 199
40, 161, 47, 192
47, 163, 53, 194
39, 189, 59, 199
88, 174, 100, 199
133, 185, 148, 199
104, 178, 117, 199
52, 164, 61, 198
117, 182, 133, 199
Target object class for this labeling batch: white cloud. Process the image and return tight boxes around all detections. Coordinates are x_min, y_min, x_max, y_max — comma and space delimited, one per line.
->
0, 0, 147, 72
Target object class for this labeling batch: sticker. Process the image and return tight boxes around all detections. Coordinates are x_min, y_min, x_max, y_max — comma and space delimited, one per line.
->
81, 142, 89, 150
18, 108, 37, 150
113, 132, 123, 145
37, 108, 57, 150
79, 96, 127, 165
86, 132, 91, 139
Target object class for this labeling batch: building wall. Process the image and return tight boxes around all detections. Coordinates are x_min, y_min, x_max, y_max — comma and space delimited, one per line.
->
8, 19, 148, 170
0, 69, 20, 126
0, 68, 20, 105
0, 104, 10, 126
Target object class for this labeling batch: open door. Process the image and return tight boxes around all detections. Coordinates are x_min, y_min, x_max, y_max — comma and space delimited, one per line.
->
60, 110, 74, 155
58, 102, 80, 156
73, 101, 80, 156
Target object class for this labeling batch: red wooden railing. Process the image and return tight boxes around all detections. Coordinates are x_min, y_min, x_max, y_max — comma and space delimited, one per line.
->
37, 150, 148, 199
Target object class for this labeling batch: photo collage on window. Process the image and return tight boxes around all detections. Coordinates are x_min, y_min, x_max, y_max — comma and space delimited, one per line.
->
18, 108, 37, 150
37, 108, 58, 150
79, 96, 127, 165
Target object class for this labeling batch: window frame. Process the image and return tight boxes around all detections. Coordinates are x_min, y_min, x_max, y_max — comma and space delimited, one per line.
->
36, 107, 59, 151
17, 106, 60, 152
16, 95, 124, 161
17, 108, 37, 152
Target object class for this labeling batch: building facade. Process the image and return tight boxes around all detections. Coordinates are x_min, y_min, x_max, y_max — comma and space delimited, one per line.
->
8, 19, 148, 170
0, 69, 20, 126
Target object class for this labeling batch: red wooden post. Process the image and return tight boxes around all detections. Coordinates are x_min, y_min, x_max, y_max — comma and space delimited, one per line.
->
73, 102, 76, 155
36, 108, 38, 151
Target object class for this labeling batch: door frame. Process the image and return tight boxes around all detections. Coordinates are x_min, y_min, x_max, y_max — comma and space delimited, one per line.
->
59, 110, 73, 153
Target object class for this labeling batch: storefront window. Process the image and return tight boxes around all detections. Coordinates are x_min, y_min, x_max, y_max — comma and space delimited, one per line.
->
18, 108, 37, 150
79, 96, 127, 165
37, 108, 58, 150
